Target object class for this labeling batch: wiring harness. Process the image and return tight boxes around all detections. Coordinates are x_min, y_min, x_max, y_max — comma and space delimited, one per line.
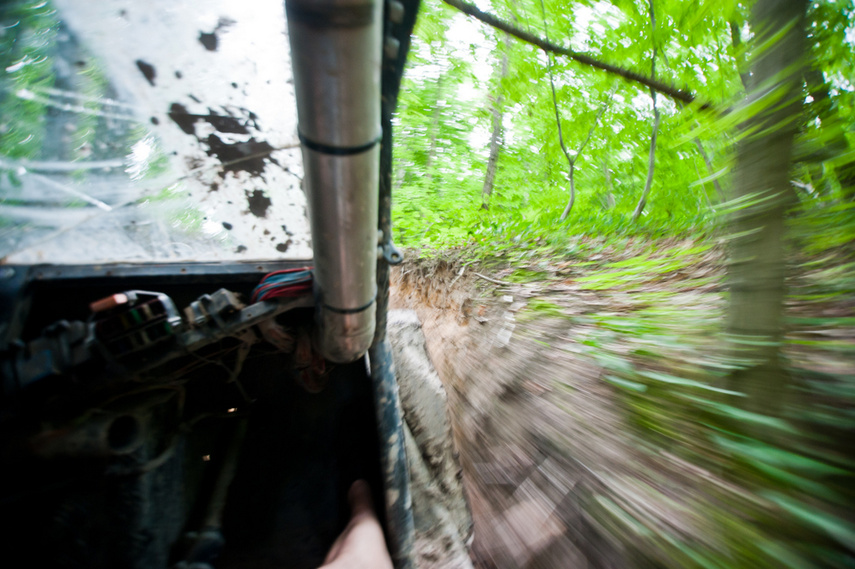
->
251, 268, 313, 303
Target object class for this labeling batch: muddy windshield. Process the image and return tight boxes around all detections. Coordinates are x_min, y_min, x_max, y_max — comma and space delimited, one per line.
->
0, 0, 311, 264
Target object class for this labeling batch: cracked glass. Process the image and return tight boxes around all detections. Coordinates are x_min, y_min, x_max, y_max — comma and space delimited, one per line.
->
0, 0, 311, 264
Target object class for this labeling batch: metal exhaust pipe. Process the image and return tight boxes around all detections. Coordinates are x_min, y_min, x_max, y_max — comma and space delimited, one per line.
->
285, 0, 382, 363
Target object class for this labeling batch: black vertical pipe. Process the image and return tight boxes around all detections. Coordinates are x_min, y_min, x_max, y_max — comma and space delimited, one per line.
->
368, 339, 415, 569
371, 1, 422, 568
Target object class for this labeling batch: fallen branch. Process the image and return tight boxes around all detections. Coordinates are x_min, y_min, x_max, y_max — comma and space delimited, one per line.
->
449, 265, 467, 287
473, 272, 514, 286
442, 0, 701, 107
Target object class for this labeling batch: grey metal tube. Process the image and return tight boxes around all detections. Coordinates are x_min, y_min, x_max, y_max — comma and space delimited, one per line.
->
303, 146, 378, 363
285, 0, 382, 363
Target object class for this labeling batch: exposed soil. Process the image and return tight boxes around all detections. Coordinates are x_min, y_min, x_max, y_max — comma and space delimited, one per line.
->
392, 258, 644, 568
389, 241, 855, 568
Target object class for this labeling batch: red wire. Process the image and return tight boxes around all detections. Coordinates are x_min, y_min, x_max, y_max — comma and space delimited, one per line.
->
252, 267, 314, 303
262, 267, 313, 278
260, 282, 313, 300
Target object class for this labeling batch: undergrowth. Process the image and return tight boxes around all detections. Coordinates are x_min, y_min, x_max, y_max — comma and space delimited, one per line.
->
399, 207, 855, 567
393, 177, 717, 255
566, 240, 853, 568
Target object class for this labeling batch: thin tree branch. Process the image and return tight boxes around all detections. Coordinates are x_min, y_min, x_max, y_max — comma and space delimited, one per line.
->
546, 66, 572, 164
602, 154, 616, 209
692, 158, 713, 209
563, 165, 577, 220
632, 109, 660, 222
693, 137, 726, 201
576, 98, 610, 159
442, 0, 701, 107
538, 0, 572, 170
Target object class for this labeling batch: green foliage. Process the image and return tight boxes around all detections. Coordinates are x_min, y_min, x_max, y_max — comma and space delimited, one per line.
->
526, 296, 563, 312
393, 0, 751, 254
0, 0, 170, 214
394, 25, 855, 569
0, 0, 59, 159
575, 243, 713, 290
565, 242, 855, 568
394, 0, 854, 265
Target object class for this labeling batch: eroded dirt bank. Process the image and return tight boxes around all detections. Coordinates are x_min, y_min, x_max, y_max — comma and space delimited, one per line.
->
390, 257, 667, 569
391, 260, 624, 567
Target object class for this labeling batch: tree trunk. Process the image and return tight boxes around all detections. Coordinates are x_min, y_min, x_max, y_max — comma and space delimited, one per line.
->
481, 34, 510, 210
393, 161, 406, 192
631, 107, 660, 222
424, 73, 445, 192
631, 0, 659, 223
559, 98, 610, 221
602, 151, 615, 209
726, 0, 807, 416
560, 164, 577, 220
480, 96, 503, 210
693, 137, 725, 202
728, 19, 751, 90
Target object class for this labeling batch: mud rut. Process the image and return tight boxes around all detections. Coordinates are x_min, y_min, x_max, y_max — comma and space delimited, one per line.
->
392, 261, 627, 568
391, 258, 730, 569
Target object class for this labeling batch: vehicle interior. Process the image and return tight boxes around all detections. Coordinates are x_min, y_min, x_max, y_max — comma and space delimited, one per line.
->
0, 0, 422, 567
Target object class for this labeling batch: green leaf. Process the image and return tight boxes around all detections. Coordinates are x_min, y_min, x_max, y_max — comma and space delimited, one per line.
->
604, 374, 648, 392
763, 492, 855, 550
686, 398, 800, 434
637, 370, 743, 395
712, 434, 849, 475
755, 540, 817, 569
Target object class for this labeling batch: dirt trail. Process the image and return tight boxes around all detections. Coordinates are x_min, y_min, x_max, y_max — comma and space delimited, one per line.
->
391, 259, 666, 568
390, 241, 855, 569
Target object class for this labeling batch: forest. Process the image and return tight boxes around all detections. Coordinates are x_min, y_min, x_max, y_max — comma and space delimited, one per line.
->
388, 0, 854, 567
392, 0, 853, 252
0, 0, 852, 566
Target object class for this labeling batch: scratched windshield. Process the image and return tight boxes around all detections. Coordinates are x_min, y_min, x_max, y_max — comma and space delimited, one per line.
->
0, 0, 311, 264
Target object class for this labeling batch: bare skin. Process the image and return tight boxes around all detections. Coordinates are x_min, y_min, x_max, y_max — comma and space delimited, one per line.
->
319, 480, 394, 569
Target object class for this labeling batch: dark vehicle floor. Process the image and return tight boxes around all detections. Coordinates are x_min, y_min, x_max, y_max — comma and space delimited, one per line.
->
0, 263, 384, 569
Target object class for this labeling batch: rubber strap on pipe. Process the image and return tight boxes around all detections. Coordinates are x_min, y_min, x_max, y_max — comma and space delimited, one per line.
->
323, 298, 376, 315
299, 132, 381, 156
